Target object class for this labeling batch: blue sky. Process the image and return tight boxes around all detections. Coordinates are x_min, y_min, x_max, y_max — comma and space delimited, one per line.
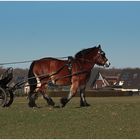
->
0, 1, 140, 68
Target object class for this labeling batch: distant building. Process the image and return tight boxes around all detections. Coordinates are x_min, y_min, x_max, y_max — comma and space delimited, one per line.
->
93, 73, 109, 89
119, 69, 140, 89
104, 76, 119, 86
87, 68, 109, 89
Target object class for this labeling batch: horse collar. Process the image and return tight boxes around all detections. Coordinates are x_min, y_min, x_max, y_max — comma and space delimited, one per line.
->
67, 56, 73, 71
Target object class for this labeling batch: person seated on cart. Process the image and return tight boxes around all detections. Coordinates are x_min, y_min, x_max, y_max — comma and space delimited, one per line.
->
0, 68, 13, 87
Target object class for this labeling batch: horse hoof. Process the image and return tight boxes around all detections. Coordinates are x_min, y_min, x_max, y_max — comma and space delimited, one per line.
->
47, 98, 55, 106
86, 103, 90, 107
28, 102, 38, 108
85, 103, 90, 106
80, 102, 85, 107
48, 102, 55, 106
50, 100, 55, 106
60, 98, 68, 108
80, 102, 90, 107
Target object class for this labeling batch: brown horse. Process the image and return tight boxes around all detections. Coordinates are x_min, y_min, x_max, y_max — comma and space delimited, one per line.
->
27, 45, 110, 107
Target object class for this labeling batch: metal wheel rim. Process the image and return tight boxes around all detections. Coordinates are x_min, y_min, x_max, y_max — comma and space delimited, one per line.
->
0, 87, 7, 107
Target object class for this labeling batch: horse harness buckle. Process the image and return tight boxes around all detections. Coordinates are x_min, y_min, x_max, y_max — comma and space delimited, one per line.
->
67, 56, 73, 71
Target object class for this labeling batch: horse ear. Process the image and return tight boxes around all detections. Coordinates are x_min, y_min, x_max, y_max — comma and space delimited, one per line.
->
98, 44, 101, 49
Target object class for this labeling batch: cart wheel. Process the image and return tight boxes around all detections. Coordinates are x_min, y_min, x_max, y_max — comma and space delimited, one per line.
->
4, 89, 14, 107
0, 87, 7, 107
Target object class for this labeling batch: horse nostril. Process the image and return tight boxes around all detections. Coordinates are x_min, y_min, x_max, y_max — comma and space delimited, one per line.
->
105, 61, 110, 68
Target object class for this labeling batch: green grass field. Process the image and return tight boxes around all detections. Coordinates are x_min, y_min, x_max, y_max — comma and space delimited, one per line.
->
1, 96, 140, 139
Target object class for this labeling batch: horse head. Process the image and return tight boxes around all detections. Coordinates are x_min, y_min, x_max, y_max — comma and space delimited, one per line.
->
75, 44, 110, 68
95, 45, 110, 67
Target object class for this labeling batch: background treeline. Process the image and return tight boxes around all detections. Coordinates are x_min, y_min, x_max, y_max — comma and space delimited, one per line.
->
0, 66, 140, 97
0, 66, 28, 84
0, 66, 140, 87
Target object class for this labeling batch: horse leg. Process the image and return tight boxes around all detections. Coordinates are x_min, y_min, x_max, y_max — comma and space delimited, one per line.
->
60, 82, 78, 107
60, 91, 73, 107
28, 83, 38, 108
39, 83, 55, 106
42, 93, 55, 106
28, 92, 38, 108
28, 66, 38, 108
80, 86, 90, 107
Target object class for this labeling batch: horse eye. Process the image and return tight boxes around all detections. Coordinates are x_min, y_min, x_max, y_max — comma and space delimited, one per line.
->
98, 50, 105, 56
101, 51, 105, 56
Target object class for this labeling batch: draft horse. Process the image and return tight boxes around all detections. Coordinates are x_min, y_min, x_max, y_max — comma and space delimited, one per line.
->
27, 45, 110, 108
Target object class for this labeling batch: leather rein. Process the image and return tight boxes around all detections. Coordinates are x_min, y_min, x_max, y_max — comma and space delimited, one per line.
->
12, 57, 90, 89
41, 56, 94, 84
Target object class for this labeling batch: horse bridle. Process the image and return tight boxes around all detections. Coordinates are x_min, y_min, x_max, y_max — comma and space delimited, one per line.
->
77, 49, 106, 67
40, 50, 107, 85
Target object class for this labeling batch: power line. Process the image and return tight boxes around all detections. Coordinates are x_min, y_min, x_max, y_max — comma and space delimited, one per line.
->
0, 60, 34, 66
0, 56, 69, 66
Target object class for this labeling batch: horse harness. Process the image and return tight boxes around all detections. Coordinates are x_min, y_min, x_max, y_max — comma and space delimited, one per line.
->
39, 56, 90, 85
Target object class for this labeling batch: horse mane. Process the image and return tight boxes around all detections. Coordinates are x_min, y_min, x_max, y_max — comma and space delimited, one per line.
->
75, 46, 97, 58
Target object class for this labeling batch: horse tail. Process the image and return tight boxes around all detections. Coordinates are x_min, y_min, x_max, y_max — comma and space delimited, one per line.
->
28, 61, 37, 93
